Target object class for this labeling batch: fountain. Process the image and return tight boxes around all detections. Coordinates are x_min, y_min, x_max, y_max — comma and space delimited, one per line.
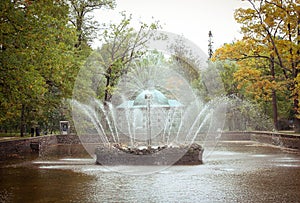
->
71, 31, 227, 172
94, 88, 203, 165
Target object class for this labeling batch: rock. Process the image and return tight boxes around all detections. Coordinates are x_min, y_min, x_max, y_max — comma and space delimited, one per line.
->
95, 143, 203, 165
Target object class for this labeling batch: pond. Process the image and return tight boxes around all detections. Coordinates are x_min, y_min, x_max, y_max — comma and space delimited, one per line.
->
1, 141, 300, 202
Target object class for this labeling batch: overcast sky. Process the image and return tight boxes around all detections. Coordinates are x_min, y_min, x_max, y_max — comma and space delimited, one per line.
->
94, 0, 250, 53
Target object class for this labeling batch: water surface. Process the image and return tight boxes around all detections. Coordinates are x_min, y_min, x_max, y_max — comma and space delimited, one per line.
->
1, 141, 300, 202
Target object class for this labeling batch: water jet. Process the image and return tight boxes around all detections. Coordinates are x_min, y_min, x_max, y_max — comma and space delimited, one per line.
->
71, 32, 227, 171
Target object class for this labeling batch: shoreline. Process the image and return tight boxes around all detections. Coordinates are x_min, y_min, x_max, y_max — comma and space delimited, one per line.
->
1, 131, 299, 162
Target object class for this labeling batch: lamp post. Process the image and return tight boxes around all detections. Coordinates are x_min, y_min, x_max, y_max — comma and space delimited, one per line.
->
145, 92, 153, 146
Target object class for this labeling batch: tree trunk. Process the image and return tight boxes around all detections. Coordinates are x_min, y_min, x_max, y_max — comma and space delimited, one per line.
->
75, 16, 83, 48
294, 89, 300, 133
293, 75, 300, 132
272, 90, 279, 131
294, 118, 300, 133
20, 104, 25, 137
104, 76, 111, 103
270, 55, 279, 131
294, 14, 300, 133
287, 16, 300, 133
104, 66, 112, 103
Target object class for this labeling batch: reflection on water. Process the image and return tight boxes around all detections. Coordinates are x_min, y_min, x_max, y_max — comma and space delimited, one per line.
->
1, 141, 300, 202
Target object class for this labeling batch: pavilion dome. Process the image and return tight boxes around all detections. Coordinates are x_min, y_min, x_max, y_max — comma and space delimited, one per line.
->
133, 89, 169, 106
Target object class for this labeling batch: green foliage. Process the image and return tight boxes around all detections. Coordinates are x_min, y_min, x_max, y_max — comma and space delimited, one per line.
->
217, 61, 240, 96
96, 11, 161, 102
0, 0, 83, 135
225, 96, 274, 131
68, 0, 116, 48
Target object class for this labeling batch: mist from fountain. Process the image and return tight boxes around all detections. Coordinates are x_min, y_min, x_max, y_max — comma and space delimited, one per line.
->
71, 31, 228, 174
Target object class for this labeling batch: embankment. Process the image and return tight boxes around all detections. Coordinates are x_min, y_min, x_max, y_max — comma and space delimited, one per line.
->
1, 132, 299, 161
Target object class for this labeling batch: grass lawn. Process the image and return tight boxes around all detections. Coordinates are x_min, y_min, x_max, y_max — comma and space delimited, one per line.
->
0, 133, 19, 137
0, 132, 34, 138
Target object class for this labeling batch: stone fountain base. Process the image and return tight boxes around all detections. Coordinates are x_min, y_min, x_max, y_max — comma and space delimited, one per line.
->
95, 143, 203, 165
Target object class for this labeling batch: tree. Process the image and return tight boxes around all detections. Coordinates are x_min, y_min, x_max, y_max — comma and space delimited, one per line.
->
96, 12, 161, 103
0, 0, 78, 136
208, 30, 214, 60
215, 60, 240, 97
214, 0, 300, 132
68, 0, 115, 48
